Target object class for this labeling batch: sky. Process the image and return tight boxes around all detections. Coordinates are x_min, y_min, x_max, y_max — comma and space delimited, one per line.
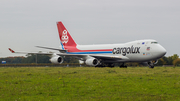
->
0, 0, 180, 57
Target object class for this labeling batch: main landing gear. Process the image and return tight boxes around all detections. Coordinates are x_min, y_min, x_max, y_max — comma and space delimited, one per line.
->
119, 63, 127, 68
95, 63, 115, 68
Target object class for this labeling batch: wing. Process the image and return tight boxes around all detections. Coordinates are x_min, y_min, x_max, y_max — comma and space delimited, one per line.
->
8, 48, 54, 55
8, 48, 128, 61
90, 54, 129, 60
8, 48, 87, 58
34, 46, 129, 61
36, 46, 67, 53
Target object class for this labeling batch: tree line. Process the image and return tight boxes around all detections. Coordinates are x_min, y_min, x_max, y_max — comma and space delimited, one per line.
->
156, 54, 180, 66
0, 54, 180, 66
0, 54, 78, 64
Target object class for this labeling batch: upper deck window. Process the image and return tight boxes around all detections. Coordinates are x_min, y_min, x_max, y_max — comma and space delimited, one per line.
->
151, 42, 158, 44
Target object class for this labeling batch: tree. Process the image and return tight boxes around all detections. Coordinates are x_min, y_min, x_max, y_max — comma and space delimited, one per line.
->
173, 58, 180, 66
166, 54, 179, 65
156, 57, 166, 66
172, 54, 179, 60
63, 56, 79, 63
22, 54, 51, 63
156, 54, 179, 66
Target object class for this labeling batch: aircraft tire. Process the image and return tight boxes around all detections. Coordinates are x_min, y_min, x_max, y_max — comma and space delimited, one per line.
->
119, 66, 127, 68
149, 65, 154, 68
148, 61, 154, 69
119, 63, 127, 68
107, 63, 115, 68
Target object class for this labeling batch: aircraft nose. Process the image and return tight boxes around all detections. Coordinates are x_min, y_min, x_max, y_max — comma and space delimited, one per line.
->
153, 45, 166, 58
159, 46, 166, 56
161, 47, 166, 55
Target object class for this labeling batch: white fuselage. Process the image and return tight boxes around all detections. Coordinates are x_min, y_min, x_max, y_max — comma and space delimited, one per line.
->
68, 39, 166, 63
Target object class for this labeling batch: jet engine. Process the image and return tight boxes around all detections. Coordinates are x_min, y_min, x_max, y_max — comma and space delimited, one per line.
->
50, 56, 63, 64
85, 58, 99, 66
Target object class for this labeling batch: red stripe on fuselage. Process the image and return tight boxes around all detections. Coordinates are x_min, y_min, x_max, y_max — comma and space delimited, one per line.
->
64, 46, 112, 52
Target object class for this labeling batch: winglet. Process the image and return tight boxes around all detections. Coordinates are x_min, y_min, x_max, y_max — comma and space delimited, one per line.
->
8, 48, 15, 53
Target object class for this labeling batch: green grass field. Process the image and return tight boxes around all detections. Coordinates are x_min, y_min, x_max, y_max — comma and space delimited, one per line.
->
0, 67, 180, 101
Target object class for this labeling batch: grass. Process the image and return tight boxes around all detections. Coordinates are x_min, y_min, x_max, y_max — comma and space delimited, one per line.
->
0, 67, 180, 101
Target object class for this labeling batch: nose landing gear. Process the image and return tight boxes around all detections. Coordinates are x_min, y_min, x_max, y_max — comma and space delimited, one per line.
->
148, 61, 154, 68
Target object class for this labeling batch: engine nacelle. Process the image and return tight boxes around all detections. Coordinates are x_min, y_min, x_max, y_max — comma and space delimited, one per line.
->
85, 58, 99, 66
50, 56, 63, 64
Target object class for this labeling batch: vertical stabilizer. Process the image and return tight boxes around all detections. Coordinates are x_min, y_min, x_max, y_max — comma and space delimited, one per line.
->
57, 22, 77, 47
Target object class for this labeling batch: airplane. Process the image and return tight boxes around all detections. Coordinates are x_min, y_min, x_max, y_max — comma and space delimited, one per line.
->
9, 21, 166, 68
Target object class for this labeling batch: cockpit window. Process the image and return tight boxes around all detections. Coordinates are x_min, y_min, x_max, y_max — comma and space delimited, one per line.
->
151, 42, 158, 44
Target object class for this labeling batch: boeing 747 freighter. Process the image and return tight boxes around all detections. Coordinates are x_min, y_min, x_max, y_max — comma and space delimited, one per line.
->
9, 21, 166, 68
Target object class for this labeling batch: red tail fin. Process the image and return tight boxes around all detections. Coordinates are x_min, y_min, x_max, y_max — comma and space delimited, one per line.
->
57, 21, 77, 47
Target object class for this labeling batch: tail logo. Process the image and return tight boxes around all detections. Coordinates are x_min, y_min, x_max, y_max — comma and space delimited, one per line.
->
61, 30, 69, 44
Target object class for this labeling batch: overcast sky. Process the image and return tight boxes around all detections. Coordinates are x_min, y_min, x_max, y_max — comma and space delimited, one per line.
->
0, 0, 180, 57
